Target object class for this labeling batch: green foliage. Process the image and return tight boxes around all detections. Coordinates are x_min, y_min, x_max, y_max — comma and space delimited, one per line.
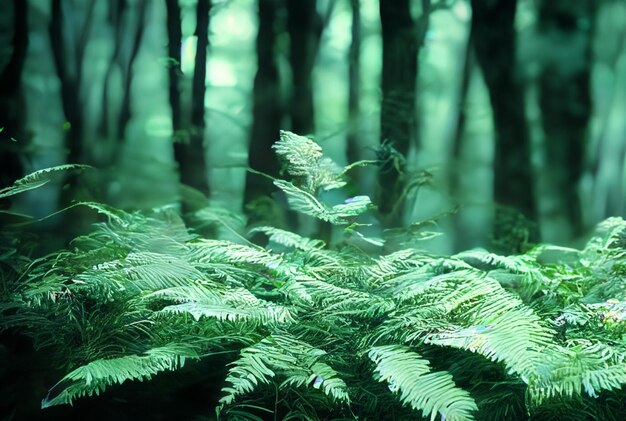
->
4, 133, 626, 420
0, 164, 90, 199
369, 345, 477, 421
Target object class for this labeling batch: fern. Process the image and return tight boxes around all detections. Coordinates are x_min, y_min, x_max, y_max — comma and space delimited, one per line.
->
368, 345, 478, 421
6, 139, 626, 420
0, 164, 90, 199
219, 335, 349, 409
41, 343, 199, 408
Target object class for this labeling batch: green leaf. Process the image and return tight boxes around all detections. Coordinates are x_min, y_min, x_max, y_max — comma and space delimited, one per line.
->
369, 345, 477, 421
0, 164, 90, 199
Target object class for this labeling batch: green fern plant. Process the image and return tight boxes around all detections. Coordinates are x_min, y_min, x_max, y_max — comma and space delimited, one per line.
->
3, 133, 626, 420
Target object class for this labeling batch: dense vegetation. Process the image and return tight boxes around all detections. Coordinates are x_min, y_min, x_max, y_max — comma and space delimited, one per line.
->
3, 132, 626, 420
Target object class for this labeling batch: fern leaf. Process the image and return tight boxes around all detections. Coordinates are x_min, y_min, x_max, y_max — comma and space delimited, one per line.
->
250, 226, 325, 251
272, 131, 346, 192
369, 345, 477, 421
219, 335, 349, 409
528, 341, 626, 405
0, 164, 90, 199
274, 180, 370, 225
41, 344, 199, 408
189, 239, 280, 267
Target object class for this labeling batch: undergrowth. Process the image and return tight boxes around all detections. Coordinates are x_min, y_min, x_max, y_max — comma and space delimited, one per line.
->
2, 132, 626, 420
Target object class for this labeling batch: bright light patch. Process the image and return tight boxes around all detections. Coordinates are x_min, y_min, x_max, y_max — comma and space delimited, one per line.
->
208, 59, 237, 87
452, 0, 471, 22
181, 35, 198, 75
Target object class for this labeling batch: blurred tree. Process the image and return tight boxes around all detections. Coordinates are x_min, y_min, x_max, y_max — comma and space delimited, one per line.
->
470, 0, 536, 246
244, 0, 283, 214
377, 0, 434, 226
49, 0, 96, 195
0, 0, 28, 207
538, 0, 596, 237
99, 0, 148, 163
346, 0, 361, 168
286, 0, 322, 136
166, 0, 211, 198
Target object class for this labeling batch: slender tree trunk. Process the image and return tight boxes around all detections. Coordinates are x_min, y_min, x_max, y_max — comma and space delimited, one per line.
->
450, 27, 474, 251
346, 0, 361, 167
49, 0, 95, 168
0, 0, 28, 204
244, 0, 283, 209
286, 0, 321, 136
99, 0, 127, 139
166, 0, 211, 197
470, 0, 536, 246
538, 0, 595, 236
378, 0, 430, 226
188, 0, 211, 196
117, 0, 148, 142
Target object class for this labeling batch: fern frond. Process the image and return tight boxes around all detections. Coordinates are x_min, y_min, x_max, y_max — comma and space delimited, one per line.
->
250, 226, 325, 251
274, 180, 371, 225
41, 343, 199, 408
528, 341, 626, 405
189, 239, 280, 267
219, 335, 349, 409
368, 345, 478, 421
272, 131, 346, 192
75, 252, 204, 295
0, 164, 90, 199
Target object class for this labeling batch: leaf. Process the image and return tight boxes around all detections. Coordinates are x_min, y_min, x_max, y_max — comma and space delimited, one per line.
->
369, 345, 477, 421
0, 164, 90, 199
274, 180, 371, 225
41, 344, 199, 408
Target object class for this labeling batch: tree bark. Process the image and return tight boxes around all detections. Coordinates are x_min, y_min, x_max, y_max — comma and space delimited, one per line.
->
470, 0, 536, 240
49, 0, 96, 167
286, 0, 321, 136
244, 0, 283, 208
377, 0, 426, 225
346, 0, 361, 167
117, 0, 148, 142
0, 0, 28, 203
166, 0, 211, 197
538, 0, 595, 236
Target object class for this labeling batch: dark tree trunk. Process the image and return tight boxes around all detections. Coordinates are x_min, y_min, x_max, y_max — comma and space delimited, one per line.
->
99, 0, 148, 165
99, 0, 127, 140
187, 0, 211, 196
49, 0, 95, 168
286, 0, 321, 136
450, 28, 474, 251
346, 0, 361, 167
538, 0, 595, 236
244, 0, 283, 209
377, 0, 430, 225
470, 0, 536, 244
166, 0, 211, 197
0, 0, 28, 205
117, 0, 148, 142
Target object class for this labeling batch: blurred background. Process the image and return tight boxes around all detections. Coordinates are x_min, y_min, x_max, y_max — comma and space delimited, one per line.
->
1, 0, 625, 253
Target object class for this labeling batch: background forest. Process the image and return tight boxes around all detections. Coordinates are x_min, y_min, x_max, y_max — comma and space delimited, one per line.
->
2, 0, 626, 420
2, 0, 625, 250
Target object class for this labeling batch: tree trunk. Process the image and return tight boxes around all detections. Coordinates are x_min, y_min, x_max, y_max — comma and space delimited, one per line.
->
188, 0, 211, 196
538, 0, 595, 236
0, 0, 28, 206
286, 0, 321, 136
49, 0, 95, 168
346, 0, 361, 167
470, 0, 536, 246
116, 0, 148, 142
244, 0, 283, 209
377, 0, 427, 226
166, 0, 211, 197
